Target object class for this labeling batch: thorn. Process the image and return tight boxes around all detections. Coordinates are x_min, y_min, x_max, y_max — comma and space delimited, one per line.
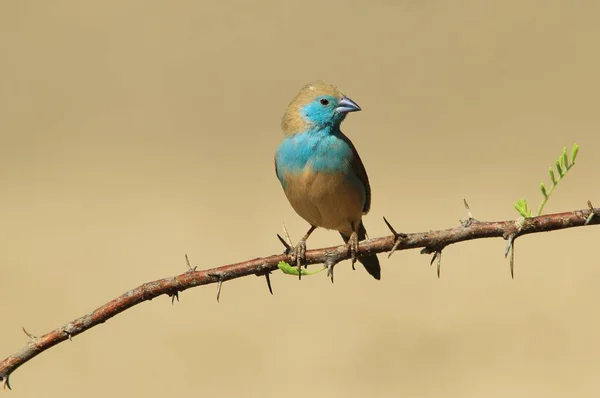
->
420, 246, 445, 277
460, 199, 481, 226
170, 291, 179, 305
282, 223, 293, 247
2, 375, 11, 391
264, 272, 273, 295
216, 279, 223, 303
585, 200, 597, 225
504, 235, 516, 279
503, 236, 512, 257
388, 239, 402, 258
208, 273, 225, 302
463, 198, 473, 219
429, 251, 443, 278
325, 259, 336, 284
22, 326, 36, 339
383, 216, 407, 258
254, 268, 274, 295
276, 234, 292, 253
185, 253, 197, 272
68, 333, 73, 342
388, 239, 403, 259
383, 216, 399, 236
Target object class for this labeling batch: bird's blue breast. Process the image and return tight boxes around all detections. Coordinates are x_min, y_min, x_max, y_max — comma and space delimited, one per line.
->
275, 128, 354, 187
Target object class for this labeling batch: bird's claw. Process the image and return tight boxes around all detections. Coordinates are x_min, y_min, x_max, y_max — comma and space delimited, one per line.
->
346, 232, 359, 269
291, 239, 307, 280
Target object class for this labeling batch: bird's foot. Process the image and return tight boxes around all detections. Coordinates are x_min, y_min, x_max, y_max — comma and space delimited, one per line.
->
277, 225, 316, 281
346, 232, 359, 269
291, 239, 307, 280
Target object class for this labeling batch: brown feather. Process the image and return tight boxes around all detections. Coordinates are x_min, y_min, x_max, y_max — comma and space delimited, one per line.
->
337, 132, 371, 214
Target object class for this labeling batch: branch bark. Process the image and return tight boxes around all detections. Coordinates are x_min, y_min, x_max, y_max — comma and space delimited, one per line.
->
1, 205, 599, 390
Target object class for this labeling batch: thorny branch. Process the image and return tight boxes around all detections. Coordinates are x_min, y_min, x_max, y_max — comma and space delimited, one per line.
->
1, 204, 599, 390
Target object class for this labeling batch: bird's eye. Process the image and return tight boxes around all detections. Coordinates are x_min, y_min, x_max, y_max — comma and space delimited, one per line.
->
319, 98, 329, 106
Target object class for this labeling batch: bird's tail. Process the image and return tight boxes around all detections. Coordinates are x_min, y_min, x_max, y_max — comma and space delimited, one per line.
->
340, 221, 381, 280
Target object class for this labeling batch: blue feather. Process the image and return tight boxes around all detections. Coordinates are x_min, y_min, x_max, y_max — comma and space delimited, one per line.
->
275, 126, 354, 183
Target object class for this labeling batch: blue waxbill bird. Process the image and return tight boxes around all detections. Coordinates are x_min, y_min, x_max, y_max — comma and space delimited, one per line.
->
274, 81, 380, 280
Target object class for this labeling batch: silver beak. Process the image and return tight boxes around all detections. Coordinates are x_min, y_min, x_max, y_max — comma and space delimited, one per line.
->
335, 96, 362, 113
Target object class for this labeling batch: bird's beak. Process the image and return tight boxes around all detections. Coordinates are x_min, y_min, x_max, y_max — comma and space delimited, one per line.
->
335, 96, 362, 114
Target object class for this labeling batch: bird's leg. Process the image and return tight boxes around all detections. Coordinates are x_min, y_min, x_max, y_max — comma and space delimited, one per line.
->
346, 221, 360, 269
292, 225, 316, 280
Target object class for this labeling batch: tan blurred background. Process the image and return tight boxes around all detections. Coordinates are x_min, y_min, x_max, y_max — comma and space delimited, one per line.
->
1, 1, 599, 397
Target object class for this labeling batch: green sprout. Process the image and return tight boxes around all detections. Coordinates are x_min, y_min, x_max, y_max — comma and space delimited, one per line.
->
277, 261, 326, 276
514, 143, 579, 217
513, 198, 532, 218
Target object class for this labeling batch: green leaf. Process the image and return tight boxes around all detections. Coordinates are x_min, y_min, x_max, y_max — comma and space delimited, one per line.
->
571, 143, 579, 163
556, 160, 563, 177
548, 167, 557, 185
558, 153, 564, 169
540, 182, 548, 198
277, 261, 325, 276
513, 199, 531, 218
562, 147, 569, 169
536, 144, 581, 216
516, 144, 581, 217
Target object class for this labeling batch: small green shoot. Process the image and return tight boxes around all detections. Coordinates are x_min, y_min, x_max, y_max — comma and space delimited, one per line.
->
513, 143, 579, 217
513, 199, 532, 218
277, 261, 326, 276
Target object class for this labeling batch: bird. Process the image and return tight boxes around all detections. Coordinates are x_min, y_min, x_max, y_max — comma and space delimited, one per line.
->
274, 81, 380, 280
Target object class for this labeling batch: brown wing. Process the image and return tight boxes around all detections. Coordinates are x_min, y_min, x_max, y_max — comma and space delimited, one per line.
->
274, 154, 283, 183
339, 132, 371, 214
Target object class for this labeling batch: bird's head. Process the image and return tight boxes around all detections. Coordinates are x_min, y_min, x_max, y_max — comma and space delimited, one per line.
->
281, 81, 361, 135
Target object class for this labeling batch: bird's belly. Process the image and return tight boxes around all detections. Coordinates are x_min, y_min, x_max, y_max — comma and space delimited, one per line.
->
283, 169, 364, 235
